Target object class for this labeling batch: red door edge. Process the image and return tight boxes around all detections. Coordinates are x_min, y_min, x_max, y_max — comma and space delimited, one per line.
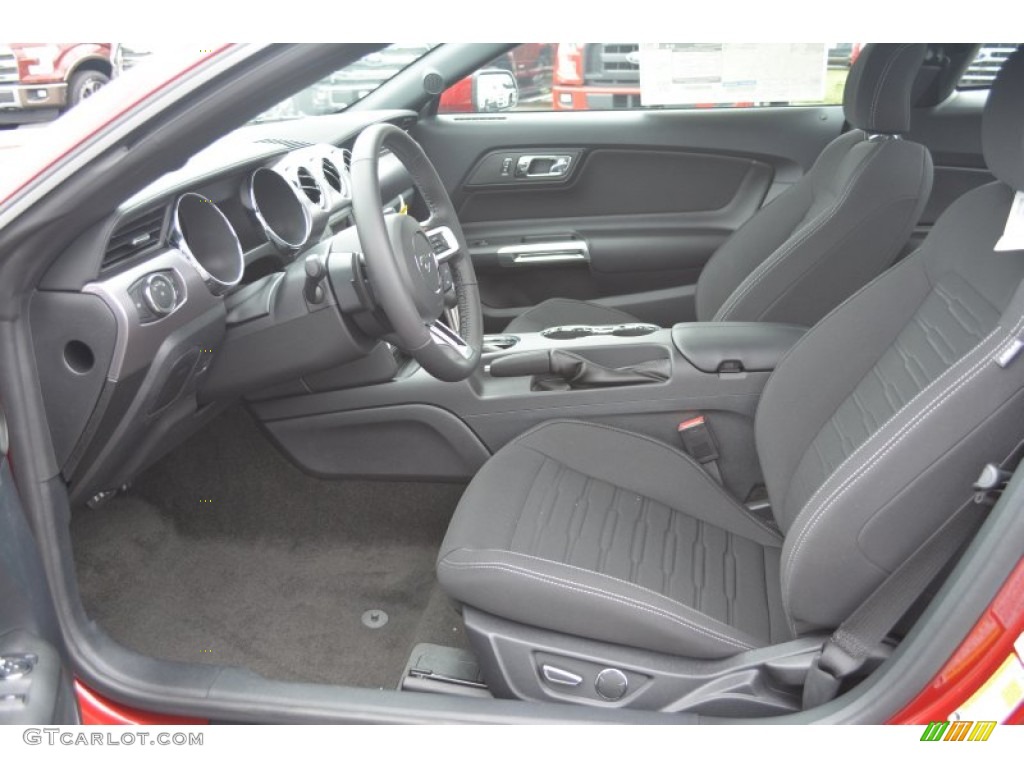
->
889, 556, 1024, 724
75, 680, 208, 725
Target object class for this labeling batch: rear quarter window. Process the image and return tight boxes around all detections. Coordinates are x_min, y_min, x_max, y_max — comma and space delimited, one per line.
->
958, 44, 1019, 89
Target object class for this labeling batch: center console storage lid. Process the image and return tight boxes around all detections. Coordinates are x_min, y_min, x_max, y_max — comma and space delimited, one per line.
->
671, 322, 807, 373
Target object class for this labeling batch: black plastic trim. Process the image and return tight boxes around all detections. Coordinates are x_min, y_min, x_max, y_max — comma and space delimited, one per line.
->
671, 322, 808, 373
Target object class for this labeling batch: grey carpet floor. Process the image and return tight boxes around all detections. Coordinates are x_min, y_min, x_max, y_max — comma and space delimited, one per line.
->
71, 407, 469, 689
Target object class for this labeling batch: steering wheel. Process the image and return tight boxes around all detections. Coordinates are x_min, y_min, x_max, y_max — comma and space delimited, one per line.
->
350, 123, 483, 382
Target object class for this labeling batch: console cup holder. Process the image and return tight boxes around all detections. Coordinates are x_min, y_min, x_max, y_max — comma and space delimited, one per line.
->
541, 323, 660, 340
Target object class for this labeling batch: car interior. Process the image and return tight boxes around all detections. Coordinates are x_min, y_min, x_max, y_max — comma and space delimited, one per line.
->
2, 41, 1024, 724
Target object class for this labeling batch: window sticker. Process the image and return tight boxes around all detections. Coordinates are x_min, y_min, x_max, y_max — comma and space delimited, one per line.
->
639, 43, 828, 106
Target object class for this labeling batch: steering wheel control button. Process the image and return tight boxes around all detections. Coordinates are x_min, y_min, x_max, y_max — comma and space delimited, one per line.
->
541, 664, 584, 688
595, 668, 629, 701
440, 264, 454, 294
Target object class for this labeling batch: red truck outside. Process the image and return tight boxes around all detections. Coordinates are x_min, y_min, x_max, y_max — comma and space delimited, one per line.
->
0, 43, 113, 125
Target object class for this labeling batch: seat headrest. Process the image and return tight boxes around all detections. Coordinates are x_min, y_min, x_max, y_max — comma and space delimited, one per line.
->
983, 46, 1024, 191
843, 43, 927, 134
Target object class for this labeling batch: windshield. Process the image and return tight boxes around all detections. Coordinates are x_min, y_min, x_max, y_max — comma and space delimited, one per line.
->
110, 43, 438, 123
256, 43, 439, 122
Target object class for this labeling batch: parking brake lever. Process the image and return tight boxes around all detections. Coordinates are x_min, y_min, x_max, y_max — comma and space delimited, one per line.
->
489, 350, 669, 390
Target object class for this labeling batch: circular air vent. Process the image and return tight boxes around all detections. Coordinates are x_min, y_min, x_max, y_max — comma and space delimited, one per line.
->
295, 166, 322, 206
321, 158, 342, 193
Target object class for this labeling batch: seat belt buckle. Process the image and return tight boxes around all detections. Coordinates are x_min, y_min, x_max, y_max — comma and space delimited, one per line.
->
678, 415, 720, 464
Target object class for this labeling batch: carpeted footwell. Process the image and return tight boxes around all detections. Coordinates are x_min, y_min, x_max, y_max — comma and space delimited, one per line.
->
71, 408, 469, 689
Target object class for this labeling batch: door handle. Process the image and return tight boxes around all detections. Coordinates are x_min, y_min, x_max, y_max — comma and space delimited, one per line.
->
498, 240, 589, 266
515, 155, 573, 179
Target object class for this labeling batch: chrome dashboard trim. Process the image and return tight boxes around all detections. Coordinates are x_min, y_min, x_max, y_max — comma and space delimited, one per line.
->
170, 193, 245, 296
246, 167, 313, 251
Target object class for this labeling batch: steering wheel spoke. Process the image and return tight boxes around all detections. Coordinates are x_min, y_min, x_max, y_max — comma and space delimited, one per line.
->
429, 319, 473, 359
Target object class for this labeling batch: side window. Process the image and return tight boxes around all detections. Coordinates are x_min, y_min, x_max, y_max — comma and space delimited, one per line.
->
439, 43, 854, 114
957, 44, 1019, 89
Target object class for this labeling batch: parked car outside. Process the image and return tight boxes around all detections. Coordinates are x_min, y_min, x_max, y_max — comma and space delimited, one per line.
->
0, 42, 112, 125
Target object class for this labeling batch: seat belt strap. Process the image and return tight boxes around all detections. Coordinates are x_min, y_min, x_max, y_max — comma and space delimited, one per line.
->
802, 439, 1024, 710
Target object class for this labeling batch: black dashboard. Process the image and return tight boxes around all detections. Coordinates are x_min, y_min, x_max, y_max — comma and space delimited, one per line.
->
31, 109, 423, 505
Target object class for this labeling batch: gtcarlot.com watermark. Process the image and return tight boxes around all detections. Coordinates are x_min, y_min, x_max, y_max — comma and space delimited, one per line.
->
23, 728, 203, 747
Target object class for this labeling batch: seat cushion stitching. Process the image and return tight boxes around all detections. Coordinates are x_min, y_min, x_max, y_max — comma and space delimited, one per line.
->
530, 459, 566, 555
511, 422, 782, 540
597, 484, 619, 574
565, 473, 591, 564
794, 323, 1003, 527
783, 314, 1024, 608
461, 546, 771, 636
510, 455, 551, 547
520, 439, 782, 541
790, 303, 999, 528
441, 557, 756, 650
870, 44, 912, 130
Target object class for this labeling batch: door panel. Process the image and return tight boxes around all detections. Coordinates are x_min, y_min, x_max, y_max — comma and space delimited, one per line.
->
413, 107, 846, 331
459, 149, 769, 221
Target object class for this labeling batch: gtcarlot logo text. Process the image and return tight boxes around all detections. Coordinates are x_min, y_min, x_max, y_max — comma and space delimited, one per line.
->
23, 728, 204, 747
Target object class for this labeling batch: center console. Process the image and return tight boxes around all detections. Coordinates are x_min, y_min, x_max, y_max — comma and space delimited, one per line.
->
248, 319, 807, 501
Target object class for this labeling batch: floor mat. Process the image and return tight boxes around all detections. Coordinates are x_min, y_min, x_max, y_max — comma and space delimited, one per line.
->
71, 408, 468, 689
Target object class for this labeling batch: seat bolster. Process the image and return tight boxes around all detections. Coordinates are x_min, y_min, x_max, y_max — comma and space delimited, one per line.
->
503, 298, 640, 334
438, 547, 764, 658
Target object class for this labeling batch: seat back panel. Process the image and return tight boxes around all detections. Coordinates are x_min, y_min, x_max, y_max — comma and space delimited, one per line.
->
758, 181, 1024, 630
